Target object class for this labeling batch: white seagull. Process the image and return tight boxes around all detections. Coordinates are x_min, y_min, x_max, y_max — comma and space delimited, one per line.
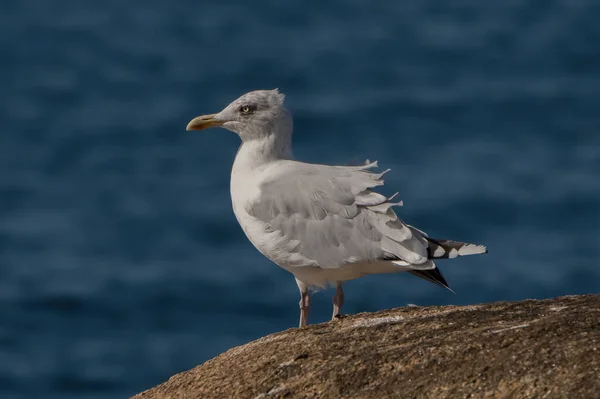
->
187, 89, 487, 327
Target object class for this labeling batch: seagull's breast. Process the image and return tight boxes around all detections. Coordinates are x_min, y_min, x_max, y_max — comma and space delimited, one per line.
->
230, 161, 315, 271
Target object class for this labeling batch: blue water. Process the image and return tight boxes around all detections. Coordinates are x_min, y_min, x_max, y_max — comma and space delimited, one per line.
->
1, 1, 599, 398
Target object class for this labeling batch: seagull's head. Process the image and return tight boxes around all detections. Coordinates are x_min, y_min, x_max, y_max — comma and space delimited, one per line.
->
186, 89, 291, 141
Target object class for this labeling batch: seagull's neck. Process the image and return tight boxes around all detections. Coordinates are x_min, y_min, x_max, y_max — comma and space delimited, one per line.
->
234, 126, 293, 171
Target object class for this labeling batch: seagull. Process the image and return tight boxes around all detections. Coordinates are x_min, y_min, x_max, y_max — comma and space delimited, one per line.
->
187, 89, 487, 327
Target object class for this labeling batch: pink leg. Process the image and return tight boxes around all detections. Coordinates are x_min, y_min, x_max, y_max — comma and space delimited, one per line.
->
332, 282, 344, 320
299, 291, 310, 327
296, 278, 310, 328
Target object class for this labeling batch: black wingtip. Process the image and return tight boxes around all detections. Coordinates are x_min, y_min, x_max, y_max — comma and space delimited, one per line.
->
408, 268, 455, 294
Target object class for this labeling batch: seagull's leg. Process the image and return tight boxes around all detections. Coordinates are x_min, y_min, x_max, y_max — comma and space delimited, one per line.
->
299, 291, 310, 328
332, 282, 344, 320
296, 278, 310, 328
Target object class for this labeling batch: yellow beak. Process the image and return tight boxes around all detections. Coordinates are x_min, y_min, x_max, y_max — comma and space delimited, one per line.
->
186, 114, 224, 131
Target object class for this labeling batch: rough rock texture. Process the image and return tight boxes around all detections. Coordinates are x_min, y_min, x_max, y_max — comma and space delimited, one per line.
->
133, 295, 600, 399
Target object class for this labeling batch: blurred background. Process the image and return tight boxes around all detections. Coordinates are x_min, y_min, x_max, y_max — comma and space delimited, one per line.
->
1, 0, 599, 398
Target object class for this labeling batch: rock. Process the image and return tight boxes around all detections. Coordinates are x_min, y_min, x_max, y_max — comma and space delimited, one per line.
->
132, 294, 600, 399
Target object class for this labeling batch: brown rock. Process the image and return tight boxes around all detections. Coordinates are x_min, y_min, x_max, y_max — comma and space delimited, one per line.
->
132, 294, 600, 399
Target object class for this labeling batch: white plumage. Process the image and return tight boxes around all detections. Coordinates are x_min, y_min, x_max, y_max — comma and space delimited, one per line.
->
187, 89, 487, 327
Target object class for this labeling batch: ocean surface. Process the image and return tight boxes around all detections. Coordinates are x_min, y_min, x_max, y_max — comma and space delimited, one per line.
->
1, 1, 599, 398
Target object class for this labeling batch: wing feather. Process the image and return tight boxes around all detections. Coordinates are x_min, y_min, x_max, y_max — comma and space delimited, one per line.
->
246, 161, 429, 268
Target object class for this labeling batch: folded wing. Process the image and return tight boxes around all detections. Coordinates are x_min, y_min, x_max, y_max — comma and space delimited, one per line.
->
246, 161, 434, 269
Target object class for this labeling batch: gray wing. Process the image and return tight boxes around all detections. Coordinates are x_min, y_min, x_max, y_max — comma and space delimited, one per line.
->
246, 161, 431, 269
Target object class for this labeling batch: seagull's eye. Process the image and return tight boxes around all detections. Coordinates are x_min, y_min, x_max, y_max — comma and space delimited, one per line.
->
240, 105, 251, 114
